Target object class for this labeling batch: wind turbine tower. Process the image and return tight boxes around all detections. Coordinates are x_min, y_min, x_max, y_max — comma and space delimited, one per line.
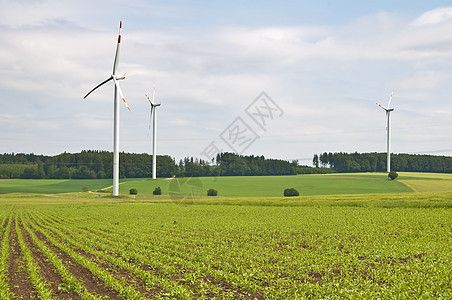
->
376, 91, 394, 173
146, 85, 161, 179
84, 21, 131, 196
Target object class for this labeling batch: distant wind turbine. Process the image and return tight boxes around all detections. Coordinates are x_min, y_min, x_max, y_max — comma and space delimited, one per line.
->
83, 21, 130, 196
145, 84, 161, 180
376, 91, 394, 173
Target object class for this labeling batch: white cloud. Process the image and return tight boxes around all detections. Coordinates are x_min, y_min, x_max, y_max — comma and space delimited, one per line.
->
0, 2, 451, 159
413, 7, 452, 26
394, 71, 449, 90
74, 113, 111, 132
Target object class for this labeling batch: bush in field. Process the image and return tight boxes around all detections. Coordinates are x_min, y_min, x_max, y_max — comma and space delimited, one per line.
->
82, 186, 89, 192
388, 171, 398, 180
207, 189, 218, 196
284, 188, 299, 197
153, 187, 162, 195
129, 188, 138, 195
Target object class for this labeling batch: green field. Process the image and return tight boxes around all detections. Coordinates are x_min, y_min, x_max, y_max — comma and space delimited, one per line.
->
119, 172, 452, 197
0, 178, 135, 195
0, 192, 451, 299
119, 174, 410, 197
3, 172, 452, 197
0, 173, 451, 298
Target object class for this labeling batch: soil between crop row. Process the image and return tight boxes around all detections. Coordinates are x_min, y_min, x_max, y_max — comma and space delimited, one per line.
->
4, 214, 268, 299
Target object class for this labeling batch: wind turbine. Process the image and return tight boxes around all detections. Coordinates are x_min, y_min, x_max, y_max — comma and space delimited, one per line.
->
376, 91, 394, 173
145, 85, 161, 180
83, 21, 130, 196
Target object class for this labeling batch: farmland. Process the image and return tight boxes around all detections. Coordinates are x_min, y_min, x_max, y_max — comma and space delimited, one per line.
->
0, 174, 451, 298
121, 173, 413, 197
2, 172, 452, 197
0, 179, 138, 195
118, 172, 452, 197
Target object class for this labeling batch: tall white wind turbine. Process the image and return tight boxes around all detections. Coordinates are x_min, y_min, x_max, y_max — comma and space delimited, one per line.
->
84, 21, 130, 196
145, 85, 161, 180
376, 91, 394, 173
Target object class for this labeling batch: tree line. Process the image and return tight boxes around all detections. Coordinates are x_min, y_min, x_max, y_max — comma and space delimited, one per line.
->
2, 150, 450, 179
0, 151, 306, 179
0, 151, 177, 179
313, 152, 452, 173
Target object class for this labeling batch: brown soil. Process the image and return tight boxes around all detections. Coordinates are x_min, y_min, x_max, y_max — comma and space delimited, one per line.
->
5, 216, 265, 299
41, 227, 164, 298
8, 218, 38, 299
31, 227, 123, 299
204, 276, 265, 299
18, 221, 79, 300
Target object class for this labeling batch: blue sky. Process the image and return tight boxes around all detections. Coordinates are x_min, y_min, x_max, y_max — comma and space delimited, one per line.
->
1, 1, 452, 164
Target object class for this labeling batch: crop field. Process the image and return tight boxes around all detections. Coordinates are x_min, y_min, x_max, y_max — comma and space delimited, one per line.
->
0, 191, 451, 299
397, 172, 452, 192
0, 173, 451, 299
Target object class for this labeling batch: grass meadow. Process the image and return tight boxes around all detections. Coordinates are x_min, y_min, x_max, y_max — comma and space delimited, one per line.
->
2, 172, 452, 197
119, 172, 452, 197
118, 173, 413, 197
0, 178, 136, 195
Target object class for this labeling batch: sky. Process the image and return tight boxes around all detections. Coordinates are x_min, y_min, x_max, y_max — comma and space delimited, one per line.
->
1, 0, 452, 165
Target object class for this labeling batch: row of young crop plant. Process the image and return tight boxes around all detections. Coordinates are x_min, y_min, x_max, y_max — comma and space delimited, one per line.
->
29, 212, 192, 298
0, 209, 159, 299
25, 213, 153, 299
0, 202, 450, 299
21, 203, 452, 298
0, 210, 102, 299
31, 208, 314, 298
6, 207, 323, 299
29, 210, 259, 299
0, 213, 14, 299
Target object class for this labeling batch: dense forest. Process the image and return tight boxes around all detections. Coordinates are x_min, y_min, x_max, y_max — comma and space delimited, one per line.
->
0, 151, 303, 179
313, 152, 452, 173
1, 150, 451, 179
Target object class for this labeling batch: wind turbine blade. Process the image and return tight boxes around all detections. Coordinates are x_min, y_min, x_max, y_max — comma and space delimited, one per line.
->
145, 93, 154, 105
149, 106, 154, 131
387, 90, 393, 108
385, 111, 389, 133
112, 21, 122, 75
152, 82, 156, 104
84, 77, 113, 99
376, 102, 388, 111
112, 76, 130, 111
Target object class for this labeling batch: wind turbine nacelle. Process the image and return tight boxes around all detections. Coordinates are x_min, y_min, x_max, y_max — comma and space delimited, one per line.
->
115, 74, 126, 80
387, 108, 394, 111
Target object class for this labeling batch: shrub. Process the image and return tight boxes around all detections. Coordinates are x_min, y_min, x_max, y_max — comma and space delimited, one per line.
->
388, 171, 398, 180
207, 189, 218, 196
82, 186, 89, 192
129, 188, 138, 195
284, 188, 299, 197
153, 187, 162, 195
